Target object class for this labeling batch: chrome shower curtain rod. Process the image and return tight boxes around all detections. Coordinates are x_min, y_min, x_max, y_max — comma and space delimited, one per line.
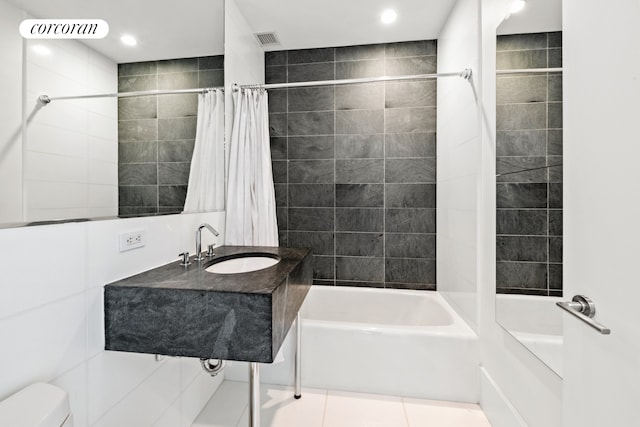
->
496, 67, 563, 75
38, 86, 225, 105
232, 68, 473, 92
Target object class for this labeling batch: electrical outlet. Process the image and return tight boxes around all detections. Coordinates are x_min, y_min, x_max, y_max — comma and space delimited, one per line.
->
119, 230, 145, 252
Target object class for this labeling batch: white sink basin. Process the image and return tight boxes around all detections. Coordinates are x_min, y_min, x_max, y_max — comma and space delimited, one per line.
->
206, 255, 280, 274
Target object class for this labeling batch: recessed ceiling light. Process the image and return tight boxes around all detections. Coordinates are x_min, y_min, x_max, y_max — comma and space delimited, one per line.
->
32, 44, 51, 55
510, 0, 526, 14
381, 9, 397, 24
120, 34, 137, 47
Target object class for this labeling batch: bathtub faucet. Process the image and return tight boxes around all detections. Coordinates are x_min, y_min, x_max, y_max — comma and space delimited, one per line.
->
195, 223, 219, 261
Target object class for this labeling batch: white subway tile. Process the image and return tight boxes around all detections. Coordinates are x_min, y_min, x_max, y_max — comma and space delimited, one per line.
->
88, 161, 117, 186
91, 358, 180, 427
87, 207, 118, 218
88, 136, 117, 163
27, 152, 89, 183
51, 362, 89, 427
0, 294, 87, 399
0, 223, 86, 319
27, 62, 88, 102
86, 216, 181, 289
85, 98, 117, 119
88, 184, 117, 209
179, 358, 202, 391
192, 381, 247, 427
86, 288, 104, 359
87, 50, 117, 93
27, 40, 89, 87
26, 181, 88, 210
87, 351, 163, 424
88, 111, 117, 141
152, 400, 180, 427
179, 372, 223, 427
27, 122, 87, 158
26, 207, 92, 222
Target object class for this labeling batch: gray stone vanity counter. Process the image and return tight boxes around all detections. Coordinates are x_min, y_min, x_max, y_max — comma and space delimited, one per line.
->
104, 246, 312, 363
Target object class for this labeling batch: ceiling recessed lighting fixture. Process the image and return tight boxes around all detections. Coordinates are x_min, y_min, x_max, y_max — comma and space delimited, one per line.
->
120, 34, 137, 47
32, 44, 51, 55
510, 0, 526, 14
381, 9, 397, 24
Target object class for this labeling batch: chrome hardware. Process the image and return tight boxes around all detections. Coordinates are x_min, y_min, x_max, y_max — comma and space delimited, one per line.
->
195, 223, 219, 261
207, 244, 215, 258
233, 68, 473, 92
249, 362, 260, 427
556, 295, 611, 335
294, 312, 302, 399
200, 358, 224, 376
178, 252, 190, 267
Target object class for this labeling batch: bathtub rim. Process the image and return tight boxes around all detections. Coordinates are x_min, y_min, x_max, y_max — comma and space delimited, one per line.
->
300, 285, 477, 337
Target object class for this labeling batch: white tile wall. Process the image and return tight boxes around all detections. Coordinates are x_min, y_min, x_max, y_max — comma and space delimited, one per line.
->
87, 184, 117, 210
28, 122, 88, 158
180, 370, 225, 427
0, 210, 225, 427
153, 401, 182, 427
436, 0, 482, 332
26, 181, 88, 209
23, 35, 118, 222
0, 293, 87, 395
88, 136, 117, 163
51, 363, 89, 427
0, 223, 87, 319
191, 381, 247, 427
0, 0, 25, 223
91, 358, 182, 427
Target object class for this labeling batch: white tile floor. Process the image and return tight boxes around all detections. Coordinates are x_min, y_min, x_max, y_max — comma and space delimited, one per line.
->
192, 381, 492, 427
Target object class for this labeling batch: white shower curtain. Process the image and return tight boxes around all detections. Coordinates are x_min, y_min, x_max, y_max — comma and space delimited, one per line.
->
183, 89, 225, 212
225, 89, 279, 246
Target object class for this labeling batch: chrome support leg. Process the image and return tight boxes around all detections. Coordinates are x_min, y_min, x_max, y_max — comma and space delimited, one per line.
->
294, 312, 302, 399
249, 363, 260, 427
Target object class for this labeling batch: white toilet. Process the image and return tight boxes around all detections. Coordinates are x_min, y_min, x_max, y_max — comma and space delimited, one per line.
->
0, 383, 73, 427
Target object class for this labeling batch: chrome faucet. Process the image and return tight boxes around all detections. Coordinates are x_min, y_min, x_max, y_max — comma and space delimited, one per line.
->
195, 223, 219, 261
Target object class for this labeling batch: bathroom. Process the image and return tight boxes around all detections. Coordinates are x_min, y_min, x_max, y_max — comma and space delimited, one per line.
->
0, 0, 638, 426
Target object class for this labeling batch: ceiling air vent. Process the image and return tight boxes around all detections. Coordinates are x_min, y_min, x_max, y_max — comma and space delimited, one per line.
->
255, 31, 280, 47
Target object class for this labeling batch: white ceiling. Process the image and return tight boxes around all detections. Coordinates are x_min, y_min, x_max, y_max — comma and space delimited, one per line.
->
7, 0, 562, 64
7, 0, 224, 63
233, 0, 458, 51
497, 0, 562, 35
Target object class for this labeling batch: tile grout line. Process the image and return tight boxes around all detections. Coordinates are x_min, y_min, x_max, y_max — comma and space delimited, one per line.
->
320, 389, 329, 427
286, 50, 290, 250
400, 396, 412, 427
545, 38, 551, 296
382, 43, 387, 289
333, 48, 337, 286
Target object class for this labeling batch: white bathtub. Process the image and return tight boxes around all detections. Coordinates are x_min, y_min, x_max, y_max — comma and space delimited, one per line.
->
299, 286, 479, 402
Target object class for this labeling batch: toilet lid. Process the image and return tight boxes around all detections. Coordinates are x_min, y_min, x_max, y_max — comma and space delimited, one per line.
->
0, 383, 70, 427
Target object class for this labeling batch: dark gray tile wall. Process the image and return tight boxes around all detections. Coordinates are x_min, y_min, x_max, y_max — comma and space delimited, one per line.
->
267, 41, 437, 290
496, 32, 562, 296
117, 56, 224, 216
